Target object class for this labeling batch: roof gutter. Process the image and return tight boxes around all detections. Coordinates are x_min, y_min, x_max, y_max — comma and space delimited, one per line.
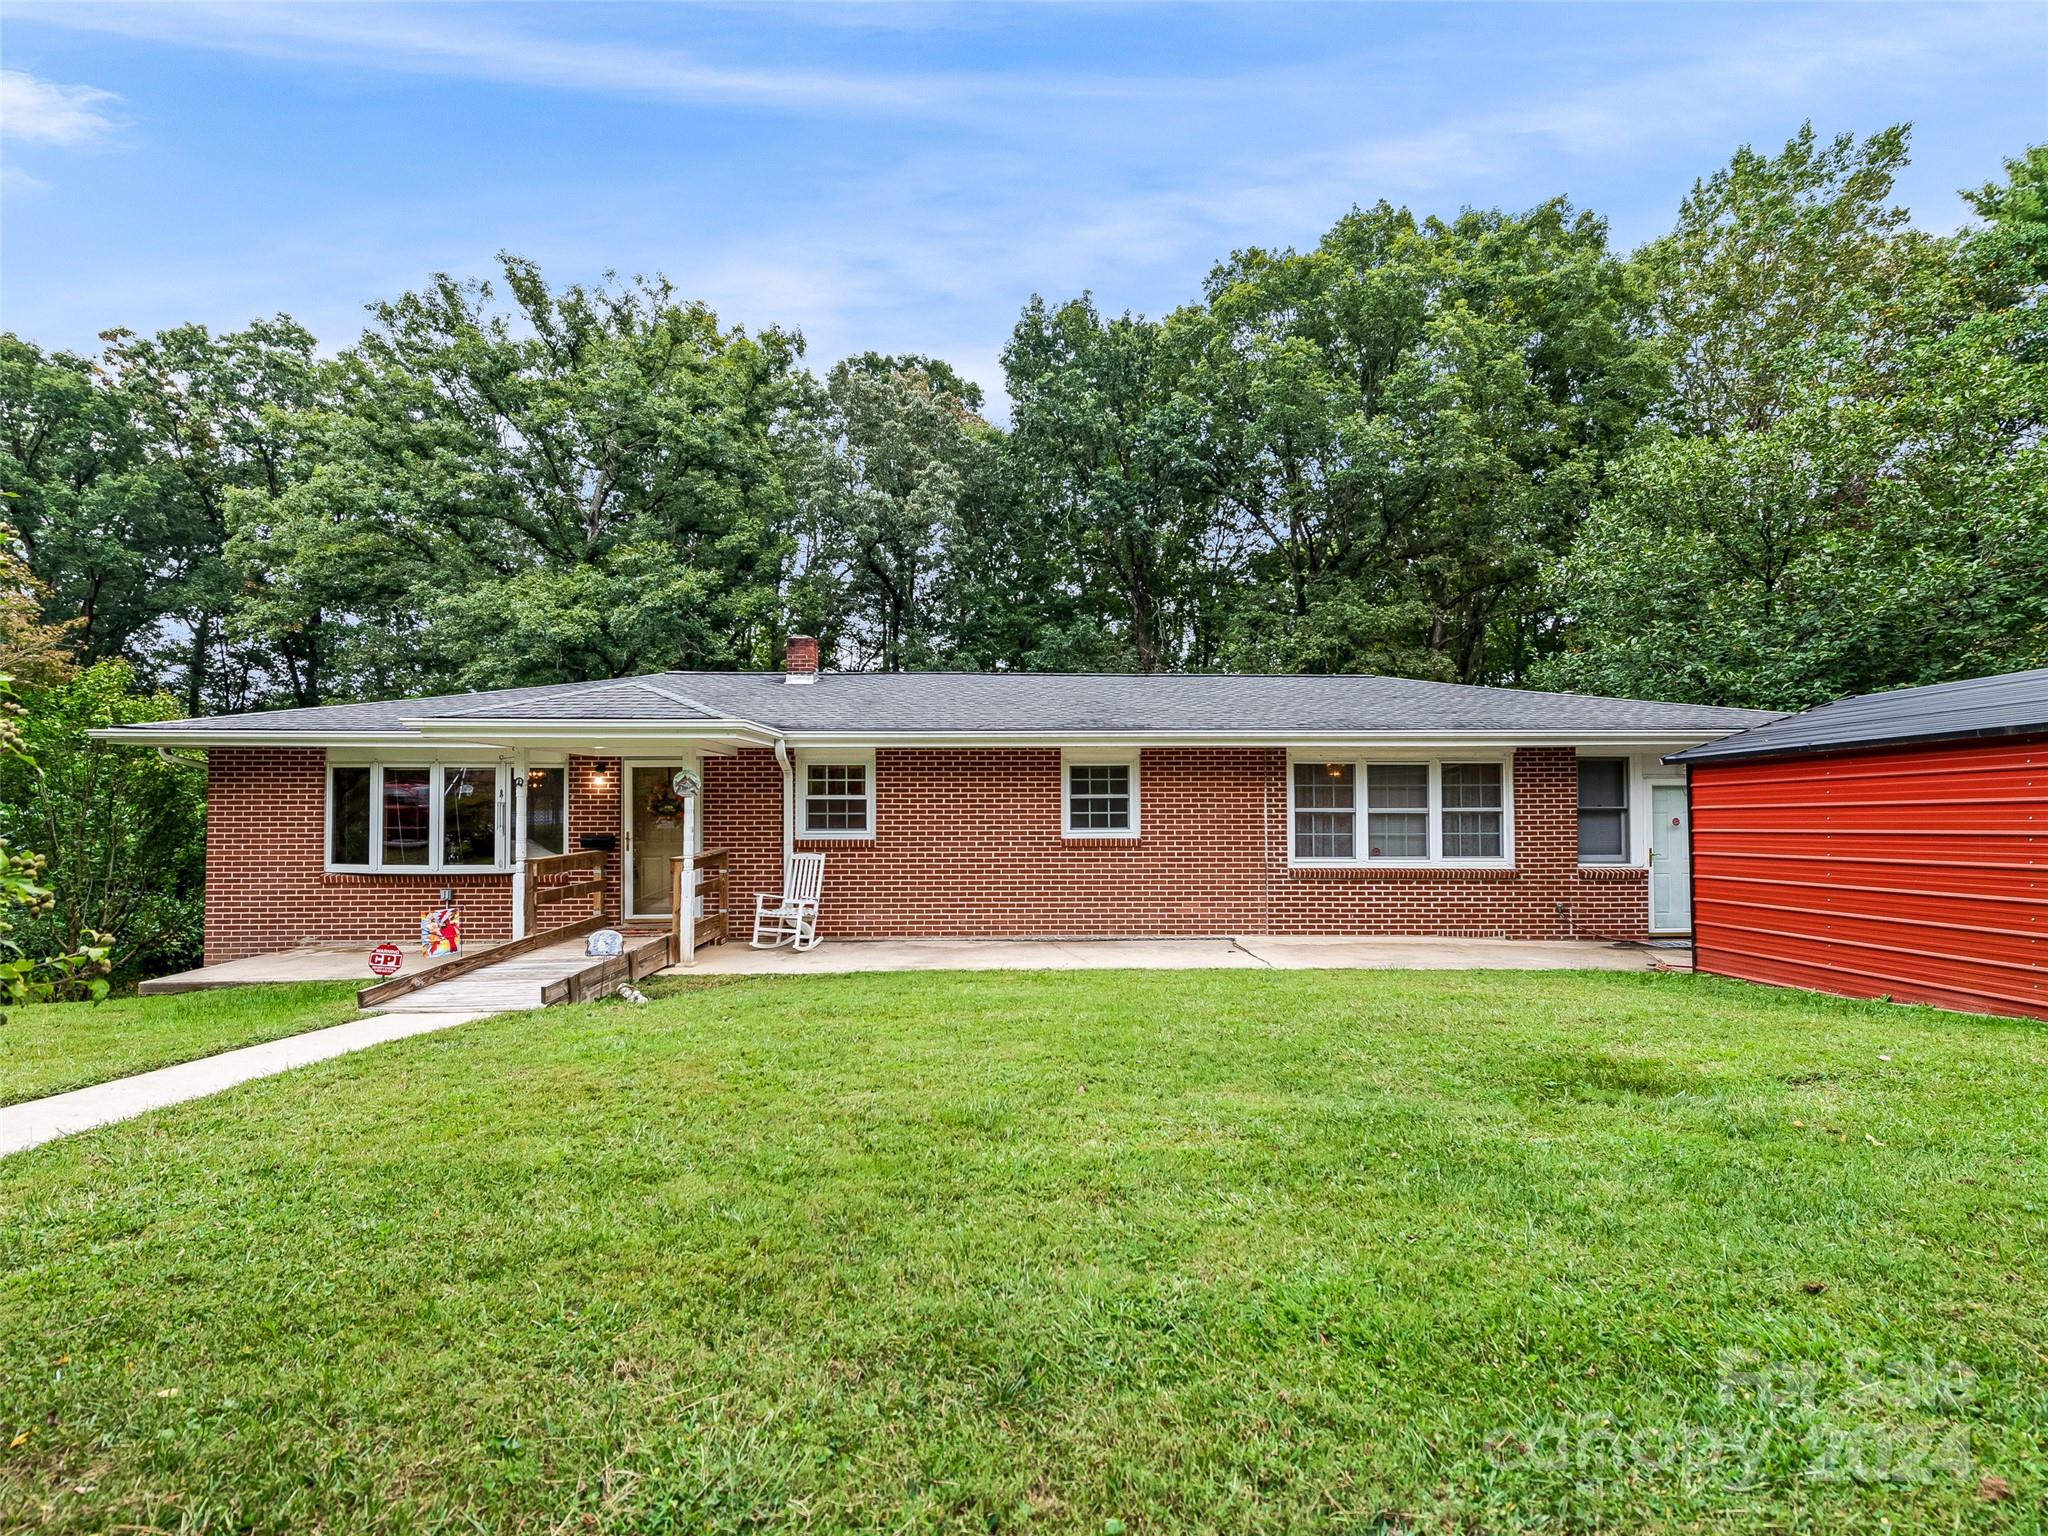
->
774, 737, 793, 871
781, 729, 1758, 751
90, 724, 1756, 752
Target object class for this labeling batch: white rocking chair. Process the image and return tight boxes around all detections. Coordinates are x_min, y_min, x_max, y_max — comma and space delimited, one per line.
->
751, 851, 825, 951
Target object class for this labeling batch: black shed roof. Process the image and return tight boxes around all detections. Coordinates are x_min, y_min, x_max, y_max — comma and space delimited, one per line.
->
1667, 667, 2048, 765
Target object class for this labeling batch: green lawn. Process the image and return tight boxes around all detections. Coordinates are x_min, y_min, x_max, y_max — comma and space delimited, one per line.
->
1, 982, 364, 1105
3, 969, 2044, 1534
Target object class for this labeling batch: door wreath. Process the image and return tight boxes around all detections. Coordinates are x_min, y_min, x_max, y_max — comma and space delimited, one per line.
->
643, 780, 685, 825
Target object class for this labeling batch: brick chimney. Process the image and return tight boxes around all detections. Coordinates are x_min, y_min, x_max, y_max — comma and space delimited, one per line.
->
784, 634, 819, 684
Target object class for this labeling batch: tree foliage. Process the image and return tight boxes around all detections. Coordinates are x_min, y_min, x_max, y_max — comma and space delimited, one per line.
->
1, 125, 2044, 980
1537, 128, 2048, 707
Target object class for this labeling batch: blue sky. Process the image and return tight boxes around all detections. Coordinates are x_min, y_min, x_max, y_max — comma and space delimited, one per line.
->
3, 2, 2043, 408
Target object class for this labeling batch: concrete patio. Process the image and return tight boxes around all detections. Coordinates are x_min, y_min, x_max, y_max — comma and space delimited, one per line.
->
142, 934, 1691, 991
669, 937, 1690, 976
139, 939, 509, 994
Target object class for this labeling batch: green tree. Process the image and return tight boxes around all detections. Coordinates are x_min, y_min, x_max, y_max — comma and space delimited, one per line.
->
796, 354, 996, 671
1538, 129, 2047, 707
243, 256, 814, 693
0, 335, 165, 671
0, 674, 113, 1018
1003, 297, 1215, 672
0, 661, 204, 985
1182, 198, 1655, 681
102, 318, 334, 713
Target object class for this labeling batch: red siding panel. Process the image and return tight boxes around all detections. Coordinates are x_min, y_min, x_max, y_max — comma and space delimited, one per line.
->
1690, 737, 2048, 1020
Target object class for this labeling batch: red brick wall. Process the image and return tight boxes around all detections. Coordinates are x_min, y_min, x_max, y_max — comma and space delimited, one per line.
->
206, 744, 1658, 960
203, 748, 515, 964
567, 756, 623, 922
702, 745, 1657, 942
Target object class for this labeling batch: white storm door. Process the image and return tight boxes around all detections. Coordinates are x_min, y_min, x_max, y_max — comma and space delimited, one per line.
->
622, 760, 700, 920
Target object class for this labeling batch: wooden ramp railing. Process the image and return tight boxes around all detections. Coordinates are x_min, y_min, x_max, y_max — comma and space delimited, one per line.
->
358, 913, 606, 1008
672, 848, 731, 966
524, 849, 606, 937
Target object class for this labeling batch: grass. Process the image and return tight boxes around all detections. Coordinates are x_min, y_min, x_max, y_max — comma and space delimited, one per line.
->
0, 982, 364, 1105
2, 968, 2044, 1534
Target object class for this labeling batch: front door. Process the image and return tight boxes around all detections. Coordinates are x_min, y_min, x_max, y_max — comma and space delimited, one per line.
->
1650, 782, 1691, 933
623, 761, 698, 921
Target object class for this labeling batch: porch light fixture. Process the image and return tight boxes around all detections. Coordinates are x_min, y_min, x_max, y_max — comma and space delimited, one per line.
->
592, 767, 609, 789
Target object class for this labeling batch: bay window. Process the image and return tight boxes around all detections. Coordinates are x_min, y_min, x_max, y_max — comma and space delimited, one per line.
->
1290, 756, 1512, 866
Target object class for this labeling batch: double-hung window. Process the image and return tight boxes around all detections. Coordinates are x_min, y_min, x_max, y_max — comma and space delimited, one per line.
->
802, 756, 873, 837
1064, 752, 1139, 837
1290, 756, 1512, 866
1577, 758, 1630, 863
1366, 764, 1429, 858
1292, 762, 1357, 859
327, 759, 510, 873
1440, 763, 1505, 859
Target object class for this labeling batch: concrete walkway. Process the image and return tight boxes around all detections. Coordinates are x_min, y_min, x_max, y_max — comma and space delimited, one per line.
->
1, 1009, 485, 1158
674, 936, 1688, 975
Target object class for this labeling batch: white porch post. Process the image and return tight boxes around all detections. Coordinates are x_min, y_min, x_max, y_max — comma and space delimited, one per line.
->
510, 745, 529, 939
680, 788, 698, 968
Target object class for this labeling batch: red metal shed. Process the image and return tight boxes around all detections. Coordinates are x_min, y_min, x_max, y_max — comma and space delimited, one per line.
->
1668, 668, 2048, 1021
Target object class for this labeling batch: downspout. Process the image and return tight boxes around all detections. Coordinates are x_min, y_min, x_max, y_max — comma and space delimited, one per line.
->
156, 747, 208, 770
773, 737, 794, 873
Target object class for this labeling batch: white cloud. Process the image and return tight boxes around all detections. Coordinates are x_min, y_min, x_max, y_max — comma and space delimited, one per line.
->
7, 1, 1206, 123
2, 162, 52, 194
0, 68, 123, 144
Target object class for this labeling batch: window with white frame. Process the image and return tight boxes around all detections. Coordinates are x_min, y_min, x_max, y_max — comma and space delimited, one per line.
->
802, 757, 872, 836
326, 758, 513, 873
1366, 763, 1429, 858
1064, 752, 1139, 836
1440, 762, 1505, 859
1290, 756, 1512, 865
1292, 761, 1356, 858
524, 765, 567, 858
1576, 758, 1629, 863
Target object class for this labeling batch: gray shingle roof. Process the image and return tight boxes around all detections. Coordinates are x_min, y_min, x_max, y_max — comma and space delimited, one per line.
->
117, 670, 1777, 739
1667, 666, 2048, 764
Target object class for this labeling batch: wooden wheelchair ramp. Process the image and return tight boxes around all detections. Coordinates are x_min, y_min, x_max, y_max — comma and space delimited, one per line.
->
357, 919, 674, 1016
354, 846, 731, 1018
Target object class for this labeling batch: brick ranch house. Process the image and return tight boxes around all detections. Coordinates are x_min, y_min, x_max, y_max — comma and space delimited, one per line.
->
98, 640, 1776, 964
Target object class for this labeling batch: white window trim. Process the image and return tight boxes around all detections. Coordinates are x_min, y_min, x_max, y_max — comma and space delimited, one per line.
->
520, 760, 571, 861
1572, 750, 1677, 871
1574, 753, 1634, 867
324, 751, 516, 874
1062, 748, 1141, 839
798, 749, 876, 841
1285, 750, 1513, 869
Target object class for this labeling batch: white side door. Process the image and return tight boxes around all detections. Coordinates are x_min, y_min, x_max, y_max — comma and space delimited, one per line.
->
1650, 782, 1692, 933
